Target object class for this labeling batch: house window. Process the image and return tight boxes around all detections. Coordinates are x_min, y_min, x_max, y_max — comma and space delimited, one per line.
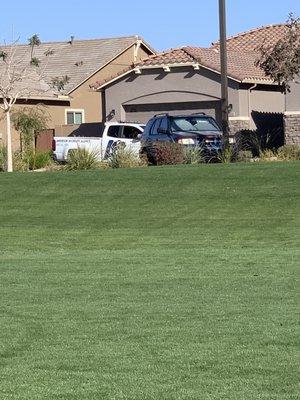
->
65, 109, 85, 125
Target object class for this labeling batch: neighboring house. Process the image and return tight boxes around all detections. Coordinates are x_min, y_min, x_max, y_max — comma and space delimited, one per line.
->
92, 24, 300, 145
0, 35, 154, 149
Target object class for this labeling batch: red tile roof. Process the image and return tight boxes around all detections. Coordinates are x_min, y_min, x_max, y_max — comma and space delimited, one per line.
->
211, 23, 288, 51
135, 46, 270, 82
92, 24, 291, 89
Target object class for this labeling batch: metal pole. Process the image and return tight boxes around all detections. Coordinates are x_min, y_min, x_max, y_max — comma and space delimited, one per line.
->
219, 0, 229, 140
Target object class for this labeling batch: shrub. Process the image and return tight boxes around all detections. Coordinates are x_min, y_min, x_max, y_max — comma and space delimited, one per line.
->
259, 149, 278, 161
237, 150, 253, 163
109, 146, 147, 168
216, 145, 238, 163
26, 150, 53, 170
183, 145, 205, 164
239, 128, 283, 156
65, 147, 100, 171
0, 145, 6, 171
277, 145, 300, 161
13, 151, 28, 171
149, 142, 185, 165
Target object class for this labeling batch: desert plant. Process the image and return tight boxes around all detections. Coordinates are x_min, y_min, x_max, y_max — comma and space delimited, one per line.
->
243, 128, 283, 156
277, 145, 300, 161
13, 151, 28, 171
183, 145, 205, 164
26, 150, 53, 170
237, 150, 253, 163
65, 147, 100, 171
216, 144, 239, 163
109, 146, 147, 168
0, 145, 7, 171
259, 149, 278, 161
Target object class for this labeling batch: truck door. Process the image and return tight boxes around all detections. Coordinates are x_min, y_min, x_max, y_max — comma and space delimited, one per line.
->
104, 125, 142, 159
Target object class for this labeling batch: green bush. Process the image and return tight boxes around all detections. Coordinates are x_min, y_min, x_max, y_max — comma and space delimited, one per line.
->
65, 148, 100, 171
27, 150, 53, 170
277, 145, 300, 161
109, 146, 147, 168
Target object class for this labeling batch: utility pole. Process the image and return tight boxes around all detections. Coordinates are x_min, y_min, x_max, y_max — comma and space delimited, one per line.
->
219, 0, 230, 140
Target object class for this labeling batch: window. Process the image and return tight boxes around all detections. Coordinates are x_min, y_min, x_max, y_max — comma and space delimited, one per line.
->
65, 109, 84, 125
150, 118, 162, 135
159, 117, 169, 131
107, 126, 141, 139
107, 125, 122, 138
122, 126, 141, 139
170, 116, 220, 132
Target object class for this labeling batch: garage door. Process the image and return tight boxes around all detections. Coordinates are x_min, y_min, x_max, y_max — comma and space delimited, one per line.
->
124, 101, 221, 124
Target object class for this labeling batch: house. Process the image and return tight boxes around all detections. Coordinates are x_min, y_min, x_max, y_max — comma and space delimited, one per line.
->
91, 24, 300, 145
0, 35, 155, 149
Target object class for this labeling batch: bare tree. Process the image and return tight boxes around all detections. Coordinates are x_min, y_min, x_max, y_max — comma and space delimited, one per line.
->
0, 35, 70, 172
256, 14, 300, 93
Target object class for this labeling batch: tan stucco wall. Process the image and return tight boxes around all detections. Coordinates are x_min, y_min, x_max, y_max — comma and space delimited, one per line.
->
286, 79, 300, 111
238, 87, 285, 129
0, 102, 68, 150
68, 45, 150, 124
0, 44, 152, 148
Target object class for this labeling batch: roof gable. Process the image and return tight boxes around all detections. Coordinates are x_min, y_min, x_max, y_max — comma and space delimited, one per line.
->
0, 36, 154, 98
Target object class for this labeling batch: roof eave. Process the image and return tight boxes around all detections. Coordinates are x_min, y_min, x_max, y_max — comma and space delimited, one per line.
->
241, 78, 276, 85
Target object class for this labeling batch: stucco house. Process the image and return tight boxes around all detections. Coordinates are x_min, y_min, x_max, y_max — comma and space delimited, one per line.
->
92, 24, 300, 145
0, 35, 154, 149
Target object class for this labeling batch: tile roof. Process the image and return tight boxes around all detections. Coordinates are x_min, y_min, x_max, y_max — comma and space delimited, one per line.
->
211, 23, 288, 52
138, 48, 195, 66
0, 36, 147, 98
184, 47, 268, 82
133, 46, 271, 83
92, 24, 291, 89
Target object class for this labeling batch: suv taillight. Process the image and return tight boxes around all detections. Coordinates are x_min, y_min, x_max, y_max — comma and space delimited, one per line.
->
52, 139, 56, 151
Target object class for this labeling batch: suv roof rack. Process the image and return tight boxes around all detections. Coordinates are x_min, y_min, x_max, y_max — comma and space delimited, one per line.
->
190, 112, 206, 115
118, 120, 143, 124
153, 113, 169, 117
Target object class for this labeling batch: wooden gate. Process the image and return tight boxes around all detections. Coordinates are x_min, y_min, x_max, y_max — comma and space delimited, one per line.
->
35, 129, 54, 152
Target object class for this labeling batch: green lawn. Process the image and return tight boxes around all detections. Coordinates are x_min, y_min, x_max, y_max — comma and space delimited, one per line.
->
0, 162, 299, 399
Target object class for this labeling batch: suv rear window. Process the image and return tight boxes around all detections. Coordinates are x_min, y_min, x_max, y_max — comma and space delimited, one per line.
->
170, 116, 220, 132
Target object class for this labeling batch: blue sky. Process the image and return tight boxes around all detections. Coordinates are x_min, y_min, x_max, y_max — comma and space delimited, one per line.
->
2, 0, 300, 50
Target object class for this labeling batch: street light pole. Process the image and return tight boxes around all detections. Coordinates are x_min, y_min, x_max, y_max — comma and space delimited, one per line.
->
219, 0, 229, 140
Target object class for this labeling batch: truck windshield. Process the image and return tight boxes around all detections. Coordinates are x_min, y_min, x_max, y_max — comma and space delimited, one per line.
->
170, 116, 220, 132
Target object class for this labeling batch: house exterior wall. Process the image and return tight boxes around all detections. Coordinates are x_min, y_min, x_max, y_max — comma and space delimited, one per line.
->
286, 80, 300, 111
68, 45, 150, 123
238, 86, 285, 130
284, 80, 300, 145
104, 66, 240, 122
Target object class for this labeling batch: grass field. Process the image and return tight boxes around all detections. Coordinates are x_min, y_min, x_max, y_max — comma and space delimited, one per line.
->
0, 162, 299, 399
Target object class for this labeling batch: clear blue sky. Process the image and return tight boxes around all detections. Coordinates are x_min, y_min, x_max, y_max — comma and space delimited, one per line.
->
2, 0, 300, 50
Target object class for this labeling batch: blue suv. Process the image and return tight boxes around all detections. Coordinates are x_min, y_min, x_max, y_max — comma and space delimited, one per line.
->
140, 113, 223, 163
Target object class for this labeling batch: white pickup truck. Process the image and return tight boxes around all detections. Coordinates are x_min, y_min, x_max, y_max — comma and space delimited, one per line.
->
52, 122, 145, 162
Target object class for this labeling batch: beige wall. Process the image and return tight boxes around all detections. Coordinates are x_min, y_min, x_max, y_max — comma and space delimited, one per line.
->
238, 86, 285, 129
0, 43, 152, 148
104, 66, 240, 122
